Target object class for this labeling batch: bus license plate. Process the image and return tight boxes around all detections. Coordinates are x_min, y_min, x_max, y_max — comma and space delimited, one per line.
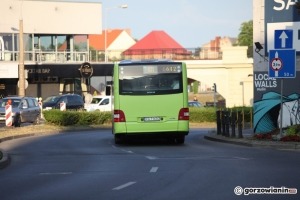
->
143, 117, 161, 122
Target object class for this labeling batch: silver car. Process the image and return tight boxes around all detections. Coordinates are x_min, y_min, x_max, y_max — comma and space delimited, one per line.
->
0, 96, 41, 127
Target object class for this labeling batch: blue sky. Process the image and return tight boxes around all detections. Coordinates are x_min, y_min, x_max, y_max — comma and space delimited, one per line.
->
76, 0, 253, 48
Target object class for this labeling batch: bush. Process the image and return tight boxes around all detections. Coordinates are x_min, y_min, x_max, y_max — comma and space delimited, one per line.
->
286, 125, 300, 135
189, 107, 216, 122
77, 111, 111, 125
43, 107, 251, 126
43, 110, 111, 126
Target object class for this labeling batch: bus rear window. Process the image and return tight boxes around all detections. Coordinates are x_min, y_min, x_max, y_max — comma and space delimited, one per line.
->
119, 64, 183, 95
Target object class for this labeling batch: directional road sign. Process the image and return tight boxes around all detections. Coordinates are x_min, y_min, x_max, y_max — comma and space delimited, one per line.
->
269, 49, 296, 78
274, 29, 293, 49
267, 22, 300, 52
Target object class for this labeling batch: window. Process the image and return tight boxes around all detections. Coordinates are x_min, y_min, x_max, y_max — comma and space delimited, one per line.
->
28, 98, 35, 107
101, 98, 109, 105
22, 99, 28, 108
119, 64, 183, 95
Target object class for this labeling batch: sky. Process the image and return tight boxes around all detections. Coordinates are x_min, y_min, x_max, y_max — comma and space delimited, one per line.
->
74, 0, 253, 48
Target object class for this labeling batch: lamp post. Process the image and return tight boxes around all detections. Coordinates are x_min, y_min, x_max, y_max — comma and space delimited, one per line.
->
18, 18, 25, 97
104, 4, 128, 62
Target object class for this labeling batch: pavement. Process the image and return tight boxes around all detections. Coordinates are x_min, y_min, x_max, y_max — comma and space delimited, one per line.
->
205, 128, 300, 150
1, 126, 299, 170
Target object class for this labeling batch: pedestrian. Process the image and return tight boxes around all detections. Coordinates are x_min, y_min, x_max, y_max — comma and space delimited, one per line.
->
193, 96, 198, 101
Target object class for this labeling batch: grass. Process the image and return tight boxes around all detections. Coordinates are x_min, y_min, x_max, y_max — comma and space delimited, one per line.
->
0, 122, 216, 140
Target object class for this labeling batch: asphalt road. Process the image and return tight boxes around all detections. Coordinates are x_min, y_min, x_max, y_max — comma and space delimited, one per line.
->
0, 128, 299, 200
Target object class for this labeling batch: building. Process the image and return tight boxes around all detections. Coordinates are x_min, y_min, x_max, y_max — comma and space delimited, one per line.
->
89, 29, 136, 62
200, 36, 237, 59
253, 0, 300, 133
0, 0, 115, 99
0, 0, 253, 108
123, 30, 190, 60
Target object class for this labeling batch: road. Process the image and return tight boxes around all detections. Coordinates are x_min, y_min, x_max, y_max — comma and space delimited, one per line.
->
0, 128, 299, 200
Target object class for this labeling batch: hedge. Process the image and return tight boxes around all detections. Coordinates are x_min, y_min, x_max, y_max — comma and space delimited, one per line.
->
42, 107, 252, 126
43, 110, 111, 126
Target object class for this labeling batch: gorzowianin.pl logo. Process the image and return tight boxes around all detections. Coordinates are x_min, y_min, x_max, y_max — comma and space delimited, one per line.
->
234, 186, 297, 195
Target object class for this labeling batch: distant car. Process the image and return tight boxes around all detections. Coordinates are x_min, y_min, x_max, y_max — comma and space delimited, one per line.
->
85, 96, 112, 112
188, 101, 202, 107
0, 96, 41, 127
42, 94, 84, 110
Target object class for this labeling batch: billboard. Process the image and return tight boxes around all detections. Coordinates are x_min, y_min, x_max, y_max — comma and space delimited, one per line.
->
253, 0, 300, 133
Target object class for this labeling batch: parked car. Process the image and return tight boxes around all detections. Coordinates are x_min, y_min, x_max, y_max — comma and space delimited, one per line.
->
188, 101, 202, 107
0, 96, 41, 127
42, 94, 84, 110
84, 96, 112, 112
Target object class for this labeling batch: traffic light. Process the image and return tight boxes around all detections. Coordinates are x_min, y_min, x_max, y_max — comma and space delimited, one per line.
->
212, 83, 217, 92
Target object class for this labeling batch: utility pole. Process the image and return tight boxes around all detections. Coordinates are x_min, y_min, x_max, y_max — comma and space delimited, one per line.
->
18, 19, 25, 97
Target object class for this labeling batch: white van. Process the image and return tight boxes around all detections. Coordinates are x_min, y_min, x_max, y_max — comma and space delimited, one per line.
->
84, 96, 112, 112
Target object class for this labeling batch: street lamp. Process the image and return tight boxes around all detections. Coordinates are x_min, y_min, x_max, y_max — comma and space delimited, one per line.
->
104, 4, 128, 62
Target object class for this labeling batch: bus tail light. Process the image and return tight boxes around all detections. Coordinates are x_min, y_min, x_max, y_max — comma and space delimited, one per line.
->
178, 108, 189, 120
114, 110, 126, 122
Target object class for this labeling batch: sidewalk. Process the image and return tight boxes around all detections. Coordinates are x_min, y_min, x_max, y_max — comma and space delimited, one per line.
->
204, 128, 300, 150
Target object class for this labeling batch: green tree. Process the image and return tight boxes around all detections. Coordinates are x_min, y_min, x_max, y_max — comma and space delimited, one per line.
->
236, 20, 253, 57
192, 81, 199, 94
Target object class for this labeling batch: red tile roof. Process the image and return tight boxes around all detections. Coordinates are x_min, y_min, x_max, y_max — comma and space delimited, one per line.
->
123, 30, 188, 55
89, 29, 123, 50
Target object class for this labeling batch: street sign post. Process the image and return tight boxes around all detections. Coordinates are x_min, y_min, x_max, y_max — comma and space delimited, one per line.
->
269, 29, 296, 138
268, 49, 296, 78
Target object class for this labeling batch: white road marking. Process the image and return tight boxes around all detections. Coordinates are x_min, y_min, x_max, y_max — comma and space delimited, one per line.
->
233, 157, 251, 160
39, 172, 72, 175
150, 167, 158, 173
112, 181, 136, 190
111, 145, 134, 154
145, 156, 158, 160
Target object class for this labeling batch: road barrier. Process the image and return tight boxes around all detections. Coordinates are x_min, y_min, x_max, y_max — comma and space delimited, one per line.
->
60, 101, 66, 111
5, 105, 12, 127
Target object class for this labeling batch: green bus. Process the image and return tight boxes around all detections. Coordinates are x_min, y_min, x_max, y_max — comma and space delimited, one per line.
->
112, 60, 189, 144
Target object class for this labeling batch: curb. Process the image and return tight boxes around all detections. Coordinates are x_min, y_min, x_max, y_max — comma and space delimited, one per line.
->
204, 135, 253, 147
0, 148, 10, 169
204, 135, 300, 150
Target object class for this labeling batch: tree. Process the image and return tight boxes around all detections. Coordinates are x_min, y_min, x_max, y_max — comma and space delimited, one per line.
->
236, 20, 253, 57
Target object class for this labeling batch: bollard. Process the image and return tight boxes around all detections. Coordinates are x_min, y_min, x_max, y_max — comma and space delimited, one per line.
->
216, 110, 222, 135
237, 111, 243, 138
231, 111, 237, 138
224, 111, 230, 137
5, 104, 12, 127
38, 97, 44, 119
221, 111, 226, 136
60, 101, 66, 111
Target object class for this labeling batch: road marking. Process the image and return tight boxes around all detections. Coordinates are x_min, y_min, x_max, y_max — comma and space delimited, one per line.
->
39, 172, 72, 175
111, 145, 134, 154
233, 157, 251, 160
112, 181, 136, 190
145, 156, 158, 160
150, 167, 158, 173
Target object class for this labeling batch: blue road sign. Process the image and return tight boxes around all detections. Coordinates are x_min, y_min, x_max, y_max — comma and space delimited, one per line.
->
274, 29, 293, 49
269, 49, 296, 78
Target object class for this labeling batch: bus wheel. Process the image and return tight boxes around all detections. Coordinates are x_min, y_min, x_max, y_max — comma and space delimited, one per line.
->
114, 135, 123, 144
175, 136, 185, 144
